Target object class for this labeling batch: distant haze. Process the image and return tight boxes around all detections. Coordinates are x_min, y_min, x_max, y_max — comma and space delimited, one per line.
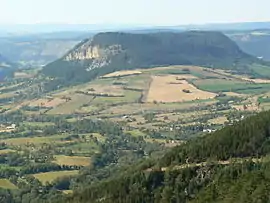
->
0, 0, 269, 32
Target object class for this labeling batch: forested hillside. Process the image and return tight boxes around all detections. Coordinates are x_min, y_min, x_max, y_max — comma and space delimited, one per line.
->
53, 110, 270, 203
42, 31, 259, 85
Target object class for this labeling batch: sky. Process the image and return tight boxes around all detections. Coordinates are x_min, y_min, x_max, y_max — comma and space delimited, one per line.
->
0, 0, 269, 25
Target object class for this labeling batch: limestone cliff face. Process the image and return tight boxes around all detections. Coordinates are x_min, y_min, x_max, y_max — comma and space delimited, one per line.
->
64, 40, 123, 61
65, 45, 100, 61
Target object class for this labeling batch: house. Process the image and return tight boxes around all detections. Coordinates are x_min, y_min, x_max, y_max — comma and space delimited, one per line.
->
203, 129, 215, 133
6, 124, 16, 130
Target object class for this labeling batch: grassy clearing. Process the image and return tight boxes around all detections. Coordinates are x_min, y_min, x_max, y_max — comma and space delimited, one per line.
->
53, 155, 91, 167
194, 79, 270, 94
67, 142, 99, 155
23, 122, 55, 127
89, 78, 116, 85
100, 101, 215, 116
2, 134, 69, 146
193, 79, 246, 92
208, 116, 228, 125
145, 138, 167, 144
146, 68, 190, 75
47, 94, 93, 114
0, 92, 16, 99
33, 170, 79, 184
125, 74, 151, 89
0, 179, 18, 189
91, 90, 141, 106
82, 133, 106, 143
233, 85, 270, 94
0, 149, 16, 154
250, 64, 270, 77
78, 105, 100, 114
91, 96, 126, 105
258, 97, 270, 103
125, 130, 146, 137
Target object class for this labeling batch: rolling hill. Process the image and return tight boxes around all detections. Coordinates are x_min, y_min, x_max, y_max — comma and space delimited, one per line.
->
42, 31, 259, 85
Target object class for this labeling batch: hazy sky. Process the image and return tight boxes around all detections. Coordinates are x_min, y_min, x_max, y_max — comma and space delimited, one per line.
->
1, 0, 269, 25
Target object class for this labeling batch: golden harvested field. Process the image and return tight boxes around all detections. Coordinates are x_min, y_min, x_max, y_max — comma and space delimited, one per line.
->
0, 149, 16, 154
146, 75, 217, 103
62, 190, 73, 194
102, 70, 142, 78
14, 72, 32, 79
53, 155, 91, 167
208, 116, 228, 125
29, 97, 66, 108
33, 170, 79, 184
0, 92, 16, 99
0, 179, 18, 189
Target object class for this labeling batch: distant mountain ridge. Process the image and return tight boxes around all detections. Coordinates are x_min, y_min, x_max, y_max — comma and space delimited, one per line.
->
42, 31, 258, 84
229, 29, 270, 61
0, 53, 14, 80
0, 53, 12, 68
0, 32, 87, 67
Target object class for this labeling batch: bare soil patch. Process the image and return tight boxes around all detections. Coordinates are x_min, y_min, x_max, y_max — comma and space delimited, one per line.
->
102, 70, 142, 78
146, 75, 217, 103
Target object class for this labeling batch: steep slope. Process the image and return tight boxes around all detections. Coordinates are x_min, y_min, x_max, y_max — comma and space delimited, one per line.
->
42, 31, 257, 84
0, 54, 11, 68
229, 30, 270, 61
58, 110, 270, 203
0, 54, 14, 80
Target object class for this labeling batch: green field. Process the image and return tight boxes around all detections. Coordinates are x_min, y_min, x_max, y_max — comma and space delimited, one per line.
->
67, 142, 99, 155
0, 179, 18, 189
125, 130, 146, 137
23, 122, 55, 127
250, 64, 270, 77
2, 134, 70, 146
193, 78, 270, 93
47, 94, 93, 114
145, 68, 190, 75
91, 90, 141, 106
258, 96, 270, 103
33, 170, 79, 184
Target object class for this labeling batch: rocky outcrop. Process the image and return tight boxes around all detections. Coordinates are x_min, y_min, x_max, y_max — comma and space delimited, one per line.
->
64, 43, 123, 61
